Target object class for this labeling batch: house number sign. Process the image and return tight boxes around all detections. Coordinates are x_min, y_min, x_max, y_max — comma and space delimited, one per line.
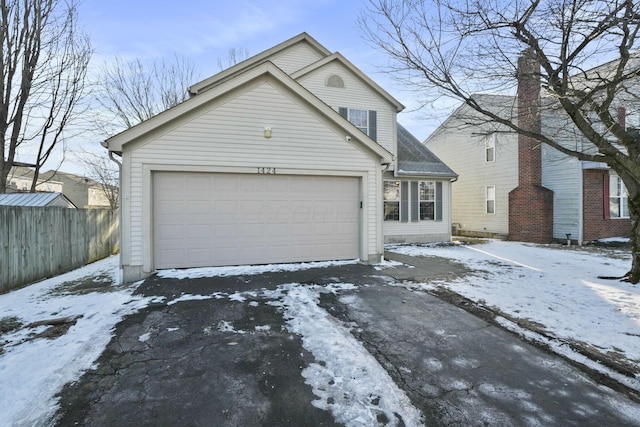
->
257, 167, 276, 174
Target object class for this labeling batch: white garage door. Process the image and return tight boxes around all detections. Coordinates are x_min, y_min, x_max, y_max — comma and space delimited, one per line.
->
153, 172, 360, 269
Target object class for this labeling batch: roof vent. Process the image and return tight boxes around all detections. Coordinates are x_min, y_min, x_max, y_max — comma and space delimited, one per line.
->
326, 74, 345, 88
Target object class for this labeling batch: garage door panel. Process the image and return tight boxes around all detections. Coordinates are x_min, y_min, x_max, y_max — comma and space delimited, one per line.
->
153, 172, 360, 269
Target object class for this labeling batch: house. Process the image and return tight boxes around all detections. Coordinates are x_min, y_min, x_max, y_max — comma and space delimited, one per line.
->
0, 192, 76, 208
40, 170, 116, 209
425, 52, 631, 244
6, 166, 63, 193
103, 33, 457, 283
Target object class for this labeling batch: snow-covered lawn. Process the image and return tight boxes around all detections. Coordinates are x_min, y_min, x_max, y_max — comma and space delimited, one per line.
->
386, 239, 640, 391
0, 256, 156, 427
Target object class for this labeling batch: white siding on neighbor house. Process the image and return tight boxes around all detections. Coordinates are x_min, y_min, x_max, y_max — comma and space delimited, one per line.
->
122, 79, 381, 272
269, 42, 326, 75
541, 144, 582, 241
426, 119, 518, 236
296, 62, 396, 155
383, 179, 452, 242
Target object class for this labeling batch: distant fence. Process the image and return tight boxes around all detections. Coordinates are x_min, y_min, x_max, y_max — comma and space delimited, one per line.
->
0, 206, 119, 293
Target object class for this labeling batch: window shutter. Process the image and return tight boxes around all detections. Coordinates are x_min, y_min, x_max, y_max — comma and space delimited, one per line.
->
436, 182, 443, 221
410, 181, 419, 222
603, 173, 611, 220
368, 110, 377, 141
401, 181, 409, 222
339, 107, 348, 119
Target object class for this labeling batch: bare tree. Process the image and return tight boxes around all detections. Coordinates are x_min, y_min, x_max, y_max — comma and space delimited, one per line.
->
361, 0, 640, 282
217, 47, 250, 71
0, 0, 92, 193
96, 55, 199, 132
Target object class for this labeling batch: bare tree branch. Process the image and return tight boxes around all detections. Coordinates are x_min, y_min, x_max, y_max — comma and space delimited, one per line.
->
0, 0, 91, 193
95, 54, 199, 132
361, 0, 640, 281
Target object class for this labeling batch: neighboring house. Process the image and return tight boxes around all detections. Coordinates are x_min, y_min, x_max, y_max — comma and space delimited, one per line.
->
40, 170, 116, 209
0, 192, 76, 208
104, 32, 457, 282
425, 53, 631, 244
7, 166, 63, 193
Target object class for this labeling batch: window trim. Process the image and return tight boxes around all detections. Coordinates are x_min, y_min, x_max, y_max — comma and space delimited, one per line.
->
485, 134, 496, 163
347, 108, 368, 135
609, 175, 629, 219
486, 185, 496, 214
418, 181, 435, 221
383, 180, 400, 222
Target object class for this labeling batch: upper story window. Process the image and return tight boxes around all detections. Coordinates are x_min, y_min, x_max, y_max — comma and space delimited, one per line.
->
485, 134, 495, 162
338, 107, 377, 141
610, 175, 629, 218
348, 109, 368, 134
326, 74, 345, 88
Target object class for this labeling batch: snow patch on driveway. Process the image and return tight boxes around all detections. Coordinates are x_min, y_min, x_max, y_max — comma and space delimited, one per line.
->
267, 283, 424, 427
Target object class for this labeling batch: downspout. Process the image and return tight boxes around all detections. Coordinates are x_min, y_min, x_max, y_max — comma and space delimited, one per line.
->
108, 150, 123, 283
578, 164, 584, 245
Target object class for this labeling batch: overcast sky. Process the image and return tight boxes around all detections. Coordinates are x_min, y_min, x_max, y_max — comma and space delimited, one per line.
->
47, 0, 440, 174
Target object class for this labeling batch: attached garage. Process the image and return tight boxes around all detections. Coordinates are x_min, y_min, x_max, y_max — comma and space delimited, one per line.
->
104, 37, 400, 283
153, 172, 361, 269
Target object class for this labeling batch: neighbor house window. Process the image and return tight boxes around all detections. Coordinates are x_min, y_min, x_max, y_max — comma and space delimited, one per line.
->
486, 186, 496, 214
485, 134, 496, 162
419, 181, 435, 220
610, 175, 629, 218
384, 181, 400, 221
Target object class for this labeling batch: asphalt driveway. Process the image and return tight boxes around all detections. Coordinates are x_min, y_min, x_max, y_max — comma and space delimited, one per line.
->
54, 258, 640, 426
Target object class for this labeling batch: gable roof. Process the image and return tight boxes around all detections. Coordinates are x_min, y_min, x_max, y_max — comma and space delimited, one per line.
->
0, 192, 76, 208
291, 52, 405, 113
41, 170, 102, 188
105, 61, 393, 163
396, 124, 457, 178
425, 94, 518, 142
188, 32, 331, 96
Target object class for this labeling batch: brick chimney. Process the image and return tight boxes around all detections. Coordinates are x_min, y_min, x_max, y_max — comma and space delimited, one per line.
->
508, 48, 554, 243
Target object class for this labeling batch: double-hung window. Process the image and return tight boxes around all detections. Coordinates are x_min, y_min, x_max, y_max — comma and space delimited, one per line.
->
338, 107, 377, 141
485, 134, 496, 162
348, 109, 368, 135
610, 175, 629, 218
486, 186, 496, 214
385, 180, 441, 221
384, 181, 400, 221
419, 181, 435, 220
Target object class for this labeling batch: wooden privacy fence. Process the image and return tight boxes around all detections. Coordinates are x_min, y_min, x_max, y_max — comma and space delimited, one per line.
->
0, 206, 119, 293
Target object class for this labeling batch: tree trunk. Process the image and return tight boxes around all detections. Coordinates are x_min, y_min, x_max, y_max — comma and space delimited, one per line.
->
627, 193, 640, 284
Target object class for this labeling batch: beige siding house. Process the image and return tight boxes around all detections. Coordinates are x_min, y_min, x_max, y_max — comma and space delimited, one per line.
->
105, 33, 457, 283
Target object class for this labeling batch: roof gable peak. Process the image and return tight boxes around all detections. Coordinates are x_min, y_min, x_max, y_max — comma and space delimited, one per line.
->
188, 32, 331, 96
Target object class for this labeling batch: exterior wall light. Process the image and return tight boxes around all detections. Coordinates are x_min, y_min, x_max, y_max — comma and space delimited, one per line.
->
264, 127, 272, 138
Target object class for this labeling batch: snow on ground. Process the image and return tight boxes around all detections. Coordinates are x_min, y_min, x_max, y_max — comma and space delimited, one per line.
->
0, 256, 157, 427
387, 240, 640, 390
157, 259, 359, 279
266, 283, 424, 426
2, 240, 640, 426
